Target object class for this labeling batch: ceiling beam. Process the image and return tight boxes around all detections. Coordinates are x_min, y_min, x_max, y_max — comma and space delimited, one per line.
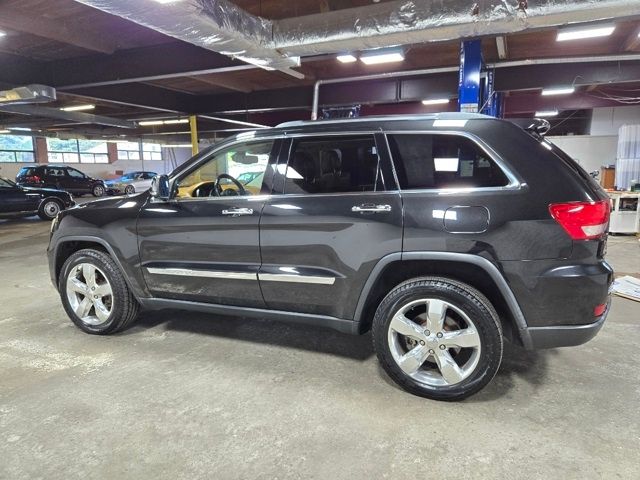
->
187, 76, 252, 94
494, 60, 640, 92
503, 91, 629, 114
0, 105, 136, 128
0, 7, 117, 54
67, 84, 194, 113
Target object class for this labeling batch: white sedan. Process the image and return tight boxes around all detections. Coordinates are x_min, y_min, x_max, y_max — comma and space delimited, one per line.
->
105, 171, 158, 195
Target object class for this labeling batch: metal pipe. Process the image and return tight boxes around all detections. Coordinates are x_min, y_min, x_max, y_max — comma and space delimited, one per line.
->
310, 54, 640, 119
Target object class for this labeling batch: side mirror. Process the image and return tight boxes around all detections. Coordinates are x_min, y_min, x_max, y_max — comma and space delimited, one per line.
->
150, 174, 171, 200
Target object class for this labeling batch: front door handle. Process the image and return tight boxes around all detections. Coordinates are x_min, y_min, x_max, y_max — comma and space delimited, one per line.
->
222, 207, 254, 217
351, 204, 392, 213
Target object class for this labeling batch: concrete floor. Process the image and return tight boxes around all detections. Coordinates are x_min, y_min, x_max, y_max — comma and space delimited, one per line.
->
1, 214, 639, 480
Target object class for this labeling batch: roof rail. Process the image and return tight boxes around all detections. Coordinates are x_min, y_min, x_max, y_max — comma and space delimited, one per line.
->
277, 112, 489, 128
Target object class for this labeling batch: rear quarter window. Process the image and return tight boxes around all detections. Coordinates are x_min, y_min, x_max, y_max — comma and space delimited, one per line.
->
387, 133, 509, 190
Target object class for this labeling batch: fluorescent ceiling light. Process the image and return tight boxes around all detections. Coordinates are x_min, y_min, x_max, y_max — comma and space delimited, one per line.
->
337, 54, 357, 63
139, 118, 188, 126
422, 98, 450, 105
8, 127, 31, 131
360, 49, 404, 65
0, 31, 6, 38
0, 129, 10, 134
557, 24, 615, 42
152, 0, 183, 4
60, 104, 95, 112
542, 87, 575, 96
535, 110, 559, 117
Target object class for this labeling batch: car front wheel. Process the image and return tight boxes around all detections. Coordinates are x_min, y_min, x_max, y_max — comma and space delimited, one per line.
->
92, 185, 105, 197
372, 276, 503, 401
59, 249, 139, 334
124, 185, 135, 195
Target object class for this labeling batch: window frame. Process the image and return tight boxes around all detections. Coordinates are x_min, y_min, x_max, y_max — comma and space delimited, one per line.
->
169, 137, 282, 202
272, 131, 396, 197
382, 130, 521, 194
46, 138, 109, 164
0, 135, 35, 163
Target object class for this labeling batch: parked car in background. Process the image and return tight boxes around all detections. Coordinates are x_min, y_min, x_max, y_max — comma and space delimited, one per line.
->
0, 177, 74, 220
16, 165, 106, 197
105, 171, 158, 195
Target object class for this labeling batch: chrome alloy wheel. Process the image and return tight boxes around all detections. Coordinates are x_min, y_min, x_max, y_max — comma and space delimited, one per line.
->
43, 200, 60, 218
387, 298, 481, 387
65, 263, 113, 325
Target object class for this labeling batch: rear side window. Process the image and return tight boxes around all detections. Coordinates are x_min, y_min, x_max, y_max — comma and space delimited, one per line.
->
45, 167, 66, 177
388, 134, 509, 190
283, 135, 383, 194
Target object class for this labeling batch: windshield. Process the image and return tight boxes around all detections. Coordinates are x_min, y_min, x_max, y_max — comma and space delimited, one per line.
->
121, 172, 137, 180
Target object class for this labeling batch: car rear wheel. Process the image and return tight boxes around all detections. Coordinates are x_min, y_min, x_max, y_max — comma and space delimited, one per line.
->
37, 198, 63, 220
124, 185, 135, 195
59, 249, 139, 334
92, 185, 105, 197
372, 276, 503, 401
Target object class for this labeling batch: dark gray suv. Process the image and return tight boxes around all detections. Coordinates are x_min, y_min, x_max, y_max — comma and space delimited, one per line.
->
47, 113, 613, 400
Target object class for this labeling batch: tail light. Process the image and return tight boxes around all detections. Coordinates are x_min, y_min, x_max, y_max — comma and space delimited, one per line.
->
549, 200, 610, 240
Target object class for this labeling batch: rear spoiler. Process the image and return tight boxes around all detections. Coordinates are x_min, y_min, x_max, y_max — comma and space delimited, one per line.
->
507, 118, 551, 138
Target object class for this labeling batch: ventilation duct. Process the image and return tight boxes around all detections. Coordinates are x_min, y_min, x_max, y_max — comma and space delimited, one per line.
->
274, 0, 640, 56
73, 0, 302, 78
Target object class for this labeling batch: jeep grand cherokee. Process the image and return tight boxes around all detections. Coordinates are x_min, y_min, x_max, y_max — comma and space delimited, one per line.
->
48, 113, 613, 400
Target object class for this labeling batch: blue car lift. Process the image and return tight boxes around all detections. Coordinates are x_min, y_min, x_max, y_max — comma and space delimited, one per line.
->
458, 40, 503, 118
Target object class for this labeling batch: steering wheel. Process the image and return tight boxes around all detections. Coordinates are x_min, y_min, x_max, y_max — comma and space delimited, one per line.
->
212, 173, 247, 197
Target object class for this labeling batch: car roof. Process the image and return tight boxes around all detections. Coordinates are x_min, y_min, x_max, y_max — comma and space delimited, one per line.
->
276, 112, 488, 128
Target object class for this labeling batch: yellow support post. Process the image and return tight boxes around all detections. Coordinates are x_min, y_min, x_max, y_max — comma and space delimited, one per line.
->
189, 115, 198, 156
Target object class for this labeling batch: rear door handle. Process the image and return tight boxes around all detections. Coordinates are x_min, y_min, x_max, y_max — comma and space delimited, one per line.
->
351, 204, 392, 213
222, 207, 254, 217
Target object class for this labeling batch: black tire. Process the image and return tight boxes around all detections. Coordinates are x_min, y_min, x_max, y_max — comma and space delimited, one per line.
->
37, 198, 63, 220
59, 249, 139, 334
372, 276, 503, 401
92, 184, 105, 197
124, 185, 135, 195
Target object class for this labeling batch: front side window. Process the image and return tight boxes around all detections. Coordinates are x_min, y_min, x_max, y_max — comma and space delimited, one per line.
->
388, 134, 509, 190
176, 140, 274, 198
283, 135, 382, 195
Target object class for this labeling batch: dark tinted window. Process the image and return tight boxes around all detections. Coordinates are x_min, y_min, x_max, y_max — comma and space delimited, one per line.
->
45, 167, 66, 177
284, 135, 382, 194
388, 134, 509, 190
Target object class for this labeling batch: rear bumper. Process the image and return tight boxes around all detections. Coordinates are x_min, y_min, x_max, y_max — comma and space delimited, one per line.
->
523, 297, 610, 349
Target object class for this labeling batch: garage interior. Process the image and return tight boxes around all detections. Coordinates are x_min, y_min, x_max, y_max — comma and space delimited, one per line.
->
1, 0, 640, 478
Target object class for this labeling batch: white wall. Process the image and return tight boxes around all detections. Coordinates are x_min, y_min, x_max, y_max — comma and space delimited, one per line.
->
590, 105, 640, 136
547, 135, 618, 173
